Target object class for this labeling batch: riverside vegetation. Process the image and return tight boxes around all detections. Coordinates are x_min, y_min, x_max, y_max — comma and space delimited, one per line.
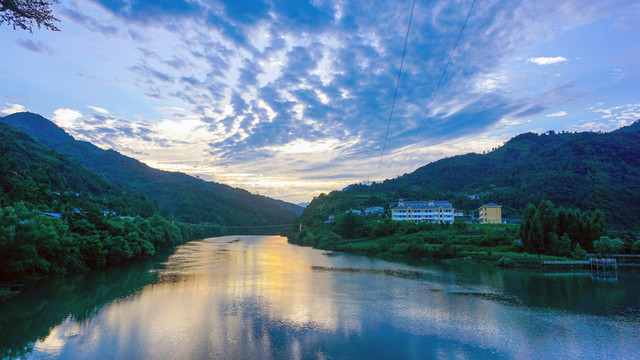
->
0, 112, 301, 285
286, 195, 639, 268
0, 123, 223, 284
287, 121, 640, 267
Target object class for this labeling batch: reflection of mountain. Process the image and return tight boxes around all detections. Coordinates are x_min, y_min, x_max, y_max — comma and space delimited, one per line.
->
0, 112, 302, 227
0, 251, 169, 359
6, 236, 640, 359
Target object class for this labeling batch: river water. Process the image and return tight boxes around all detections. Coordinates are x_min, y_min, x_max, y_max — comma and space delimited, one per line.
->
2, 235, 639, 359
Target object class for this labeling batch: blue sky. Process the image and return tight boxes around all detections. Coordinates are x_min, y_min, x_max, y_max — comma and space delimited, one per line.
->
1, 0, 639, 203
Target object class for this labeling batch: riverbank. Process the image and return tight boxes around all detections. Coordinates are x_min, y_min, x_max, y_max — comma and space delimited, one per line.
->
287, 223, 575, 268
5, 235, 640, 359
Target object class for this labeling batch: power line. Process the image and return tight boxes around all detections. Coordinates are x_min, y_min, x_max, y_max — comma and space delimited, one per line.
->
376, 0, 417, 180
394, 0, 477, 177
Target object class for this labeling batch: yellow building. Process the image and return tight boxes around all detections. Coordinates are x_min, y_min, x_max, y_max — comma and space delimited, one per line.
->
478, 203, 502, 224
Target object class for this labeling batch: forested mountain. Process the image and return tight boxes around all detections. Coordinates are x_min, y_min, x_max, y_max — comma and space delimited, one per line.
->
0, 122, 216, 281
1, 112, 301, 226
325, 121, 640, 229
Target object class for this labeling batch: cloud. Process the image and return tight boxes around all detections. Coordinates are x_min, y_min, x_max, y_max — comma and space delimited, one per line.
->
569, 103, 640, 132
4, 0, 637, 203
528, 57, 569, 65
52, 108, 83, 128
129, 64, 174, 83
15, 39, 55, 56
87, 106, 110, 114
546, 111, 567, 117
60, 5, 119, 36
1, 103, 27, 116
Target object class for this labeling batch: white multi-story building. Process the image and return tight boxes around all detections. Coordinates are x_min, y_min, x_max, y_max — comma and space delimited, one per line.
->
390, 199, 455, 224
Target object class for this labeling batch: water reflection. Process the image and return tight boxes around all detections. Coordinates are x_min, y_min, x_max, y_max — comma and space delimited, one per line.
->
3, 236, 640, 359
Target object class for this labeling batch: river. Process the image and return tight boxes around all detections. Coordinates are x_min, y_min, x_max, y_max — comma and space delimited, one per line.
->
2, 235, 639, 359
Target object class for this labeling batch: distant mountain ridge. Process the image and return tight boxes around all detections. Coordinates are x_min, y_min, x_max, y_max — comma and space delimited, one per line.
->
1, 112, 302, 226
345, 120, 640, 229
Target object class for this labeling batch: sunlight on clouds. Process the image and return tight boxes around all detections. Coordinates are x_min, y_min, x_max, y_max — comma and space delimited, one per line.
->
0, 103, 27, 115
156, 119, 202, 136
53, 108, 84, 128
382, 133, 509, 180
266, 139, 340, 154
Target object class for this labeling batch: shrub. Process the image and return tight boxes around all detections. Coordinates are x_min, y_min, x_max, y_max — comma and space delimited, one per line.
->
436, 242, 454, 259
632, 240, 640, 254
593, 236, 624, 255
511, 239, 524, 252
571, 243, 587, 259
497, 257, 514, 267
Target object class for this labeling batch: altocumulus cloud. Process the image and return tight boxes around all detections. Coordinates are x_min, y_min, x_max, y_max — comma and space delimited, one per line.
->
3, 0, 639, 202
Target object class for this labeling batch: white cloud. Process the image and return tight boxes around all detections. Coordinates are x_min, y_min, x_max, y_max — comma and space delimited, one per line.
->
546, 111, 567, 117
1, 103, 27, 115
568, 103, 640, 132
87, 106, 110, 114
52, 108, 84, 128
473, 73, 507, 93
528, 57, 569, 65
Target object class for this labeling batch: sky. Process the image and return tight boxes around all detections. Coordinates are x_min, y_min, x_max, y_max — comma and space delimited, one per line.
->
1, 0, 640, 204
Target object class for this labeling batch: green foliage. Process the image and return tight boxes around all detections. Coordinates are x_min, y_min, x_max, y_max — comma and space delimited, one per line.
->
520, 200, 606, 255
593, 236, 624, 255
571, 244, 587, 260
497, 257, 515, 267
549, 233, 571, 257
0, 113, 300, 230
0, 123, 218, 282
436, 242, 455, 259
341, 124, 640, 229
632, 240, 640, 254
334, 212, 367, 239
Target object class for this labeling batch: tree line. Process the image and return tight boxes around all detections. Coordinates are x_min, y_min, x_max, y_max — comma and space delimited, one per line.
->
0, 122, 222, 282
520, 200, 639, 257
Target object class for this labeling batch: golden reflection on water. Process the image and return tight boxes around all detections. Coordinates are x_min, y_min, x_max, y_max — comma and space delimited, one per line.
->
26, 235, 640, 359
151, 236, 343, 331
60, 235, 347, 358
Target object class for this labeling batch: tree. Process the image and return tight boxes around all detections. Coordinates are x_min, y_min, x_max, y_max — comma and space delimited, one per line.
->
334, 212, 366, 239
0, 0, 59, 33
593, 236, 624, 255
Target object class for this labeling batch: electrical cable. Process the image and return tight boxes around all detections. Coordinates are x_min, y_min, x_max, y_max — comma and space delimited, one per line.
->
375, 0, 417, 180
393, 0, 477, 178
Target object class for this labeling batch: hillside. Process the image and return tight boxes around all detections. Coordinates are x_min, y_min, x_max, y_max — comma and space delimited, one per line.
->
1, 112, 302, 226
324, 121, 640, 229
0, 122, 217, 280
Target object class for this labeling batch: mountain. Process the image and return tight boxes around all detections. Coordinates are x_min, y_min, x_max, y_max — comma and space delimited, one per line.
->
342, 121, 640, 229
0, 112, 302, 226
0, 122, 215, 280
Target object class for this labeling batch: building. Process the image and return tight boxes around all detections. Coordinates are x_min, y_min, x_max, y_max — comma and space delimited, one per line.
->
364, 206, 385, 217
390, 199, 454, 224
478, 203, 502, 224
